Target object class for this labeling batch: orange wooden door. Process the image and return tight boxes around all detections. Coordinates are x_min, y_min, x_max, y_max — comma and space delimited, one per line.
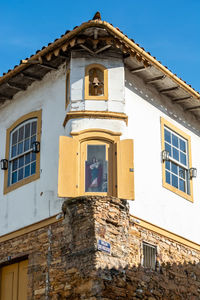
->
0, 260, 28, 300
0, 263, 18, 300
18, 261, 28, 300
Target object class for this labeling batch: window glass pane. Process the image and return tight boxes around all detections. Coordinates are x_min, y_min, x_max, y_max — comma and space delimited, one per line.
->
25, 165, 30, 178
31, 152, 36, 162
164, 129, 171, 143
18, 126, 24, 142
31, 121, 37, 135
172, 147, 179, 161
25, 123, 30, 138
31, 135, 36, 146
31, 162, 36, 175
25, 153, 30, 165
85, 145, 107, 192
172, 174, 178, 188
179, 167, 185, 179
18, 142, 23, 155
11, 145, 17, 158
179, 179, 185, 192
12, 171, 17, 184
165, 143, 171, 156
171, 163, 178, 175
172, 134, 178, 148
165, 171, 170, 184
19, 156, 24, 168
24, 139, 30, 152
12, 131, 17, 145
180, 152, 186, 166
12, 159, 18, 171
18, 168, 23, 181
180, 140, 186, 153
165, 161, 170, 170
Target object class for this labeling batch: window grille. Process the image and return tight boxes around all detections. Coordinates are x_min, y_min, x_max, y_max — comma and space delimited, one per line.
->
143, 242, 156, 269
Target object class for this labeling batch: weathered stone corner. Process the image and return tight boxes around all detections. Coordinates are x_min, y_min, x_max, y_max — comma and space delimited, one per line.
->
1, 196, 200, 299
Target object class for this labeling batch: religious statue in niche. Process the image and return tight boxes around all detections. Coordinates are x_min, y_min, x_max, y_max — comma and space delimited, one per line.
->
85, 145, 108, 193
89, 68, 104, 96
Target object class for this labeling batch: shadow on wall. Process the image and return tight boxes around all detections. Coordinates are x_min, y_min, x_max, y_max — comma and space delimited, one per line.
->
51, 261, 200, 300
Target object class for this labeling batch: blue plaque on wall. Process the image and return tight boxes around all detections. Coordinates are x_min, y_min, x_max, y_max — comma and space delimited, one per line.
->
97, 239, 111, 254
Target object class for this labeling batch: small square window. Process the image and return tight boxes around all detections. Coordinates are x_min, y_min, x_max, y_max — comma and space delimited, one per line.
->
85, 64, 108, 100
143, 242, 156, 269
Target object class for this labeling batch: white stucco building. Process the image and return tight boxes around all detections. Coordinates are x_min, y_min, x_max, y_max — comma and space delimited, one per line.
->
0, 12, 200, 254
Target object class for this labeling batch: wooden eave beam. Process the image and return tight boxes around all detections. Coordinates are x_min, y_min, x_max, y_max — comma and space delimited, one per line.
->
131, 66, 147, 73
6, 83, 22, 91
0, 19, 199, 104
146, 75, 166, 84
80, 44, 95, 55
59, 53, 69, 59
6, 82, 26, 91
172, 96, 192, 103
79, 43, 111, 55
185, 106, 200, 112
95, 44, 111, 54
159, 86, 179, 94
22, 58, 58, 71
21, 72, 42, 81
21, 59, 41, 65
40, 64, 58, 70
0, 93, 12, 100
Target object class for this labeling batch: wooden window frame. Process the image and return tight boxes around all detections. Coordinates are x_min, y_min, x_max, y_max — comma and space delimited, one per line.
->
80, 139, 113, 196
65, 69, 70, 109
161, 117, 193, 202
73, 129, 119, 197
4, 110, 42, 194
85, 64, 108, 100
58, 129, 134, 200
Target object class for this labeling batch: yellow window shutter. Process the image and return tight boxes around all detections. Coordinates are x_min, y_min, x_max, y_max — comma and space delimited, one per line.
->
116, 139, 134, 200
58, 136, 78, 197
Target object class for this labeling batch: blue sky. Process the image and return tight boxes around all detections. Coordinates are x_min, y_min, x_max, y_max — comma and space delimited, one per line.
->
0, 0, 200, 91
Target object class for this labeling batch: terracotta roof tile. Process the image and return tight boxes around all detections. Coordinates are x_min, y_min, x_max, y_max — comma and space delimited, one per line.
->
0, 16, 199, 98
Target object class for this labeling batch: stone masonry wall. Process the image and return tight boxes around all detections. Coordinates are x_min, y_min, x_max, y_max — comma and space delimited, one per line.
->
0, 196, 200, 299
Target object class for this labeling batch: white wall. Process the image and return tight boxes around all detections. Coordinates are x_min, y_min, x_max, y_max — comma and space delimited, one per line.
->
1, 54, 200, 245
69, 54, 125, 113
0, 65, 66, 235
124, 69, 200, 244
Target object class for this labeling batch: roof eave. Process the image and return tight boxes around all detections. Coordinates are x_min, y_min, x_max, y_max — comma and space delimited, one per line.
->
0, 19, 199, 102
